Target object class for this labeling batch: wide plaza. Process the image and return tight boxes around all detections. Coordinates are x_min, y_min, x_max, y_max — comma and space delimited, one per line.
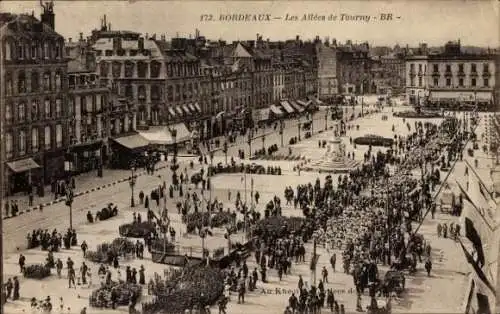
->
2, 98, 493, 314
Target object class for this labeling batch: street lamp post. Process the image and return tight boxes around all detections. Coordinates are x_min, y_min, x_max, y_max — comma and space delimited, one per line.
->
247, 130, 253, 159
324, 107, 329, 131
297, 118, 301, 141
279, 120, 284, 147
223, 141, 228, 165
64, 159, 74, 229
261, 135, 265, 150
129, 161, 137, 208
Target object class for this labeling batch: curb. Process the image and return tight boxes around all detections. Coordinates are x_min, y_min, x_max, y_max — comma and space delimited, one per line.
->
3, 165, 169, 220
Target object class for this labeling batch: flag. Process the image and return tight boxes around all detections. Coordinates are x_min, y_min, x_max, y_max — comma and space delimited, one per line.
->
458, 239, 495, 294
464, 217, 485, 268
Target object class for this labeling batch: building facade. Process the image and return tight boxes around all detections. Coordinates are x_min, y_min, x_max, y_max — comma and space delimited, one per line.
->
91, 20, 166, 129
1, 7, 70, 196
405, 55, 429, 105
66, 37, 111, 175
426, 42, 496, 109
338, 42, 373, 95
316, 41, 339, 99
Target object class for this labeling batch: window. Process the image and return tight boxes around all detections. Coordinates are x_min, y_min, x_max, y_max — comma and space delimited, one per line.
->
5, 73, 12, 95
151, 85, 161, 100
5, 41, 11, 60
418, 77, 422, 87
458, 64, 464, 72
105, 50, 113, 56
55, 72, 62, 90
472, 78, 476, 87
44, 42, 49, 59
18, 103, 26, 121
433, 78, 438, 86
43, 72, 51, 90
55, 99, 62, 117
19, 130, 26, 156
446, 65, 451, 72
138, 85, 146, 100
112, 61, 121, 78
55, 124, 62, 148
125, 85, 133, 98
31, 71, 39, 92
100, 62, 109, 77
31, 42, 37, 59
18, 71, 26, 93
167, 85, 173, 101
129, 50, 137, 56
86, 95, 92, 112
483, 78, 489, 87
124, 61, 134, 78
44, 99, 51, 118
418, 64, 422, 72
31, 128, 39, 152
96, 94, 102, 111
471, 63, 477, 72
5, 133, 13, 159
32, 100, 39, 120
433, 64, 438, 72
137, 61, 147, 78
44, 126, 51, 150
5, 104, 12, 124
68, 97, 74, 116
446, 78, 451, 86
459, 78, 464, 87
150, 61, 161, 78
483, 63, 489, 72
410, 64, 415, 71
18, 42, 24, 60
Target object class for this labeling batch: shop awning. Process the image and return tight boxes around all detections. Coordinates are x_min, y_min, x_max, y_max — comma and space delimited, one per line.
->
188, 103, 197, 113
270, 105, 284, 116
280, 101, 295, 114
112, 134, 149, 150
7, 158, 41, 173
139, 127, 173, 145
175, 107, 184, 116
168, 107, 176, 118
290, 100, 305, 113
182, 104, 191, 114
297, 100, 311, 107
168, 123, 192, 143
252, 108, 270, 122
69, 140, 103, 153
194, 102, 201, 113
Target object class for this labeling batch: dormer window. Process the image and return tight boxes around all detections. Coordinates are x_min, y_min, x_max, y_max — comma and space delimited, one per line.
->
117, 49, 125, 56
129, 50, 137, 56
105, 50, 113, 56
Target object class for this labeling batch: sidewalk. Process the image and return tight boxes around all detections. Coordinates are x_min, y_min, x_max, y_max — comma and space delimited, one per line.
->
2, 161, 169, 220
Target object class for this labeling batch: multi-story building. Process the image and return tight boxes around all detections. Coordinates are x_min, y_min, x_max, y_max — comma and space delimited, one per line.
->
161, 45, 203, 126
426, 41, 496, 110
273, 63, 285, 102
371, 53, 406, 95
337, 41, 373, 95
316, 40, 339, 100
66, 37, 111, 175
91, 18, 166, 128
405, 55, 429, 105
1, 5, 70, 196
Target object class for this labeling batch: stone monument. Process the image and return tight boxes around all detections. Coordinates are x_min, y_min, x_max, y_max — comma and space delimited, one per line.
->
307, 134, 359, 173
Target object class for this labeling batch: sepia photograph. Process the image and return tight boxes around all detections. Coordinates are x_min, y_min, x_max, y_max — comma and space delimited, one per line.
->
0, 0, 499, 313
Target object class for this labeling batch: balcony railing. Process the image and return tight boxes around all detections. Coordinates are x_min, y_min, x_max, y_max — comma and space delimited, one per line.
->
482, 71, 491, 78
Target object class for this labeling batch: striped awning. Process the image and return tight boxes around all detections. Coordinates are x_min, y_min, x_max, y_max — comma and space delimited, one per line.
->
176, 107, 184, 116
188, 103, 197, 112
168, 107, 176, 118
7, 158, 41, 173
297, 100, 311, 107
182, 104, 191, 114
270, 105, 284, 116
280, 101, 295, 114
290, 100, 305, 113
194, 102, 201, 112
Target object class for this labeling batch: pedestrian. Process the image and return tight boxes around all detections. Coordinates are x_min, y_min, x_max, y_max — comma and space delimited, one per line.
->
12, 277, 19, 300
18, 254, 25, 273
5, 278, 13, 299
139, 191, 144, 204
425, 258, 432, 277
81, 240, 88, 258
330, 253, 336, 272
322, 266, 328, 283
56, 258, 63, 278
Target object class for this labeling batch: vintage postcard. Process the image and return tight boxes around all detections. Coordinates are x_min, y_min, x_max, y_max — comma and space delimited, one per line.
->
0, 1, 499, 313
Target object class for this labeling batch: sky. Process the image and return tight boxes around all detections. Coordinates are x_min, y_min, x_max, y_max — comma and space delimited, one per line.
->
1, 0, 499, 47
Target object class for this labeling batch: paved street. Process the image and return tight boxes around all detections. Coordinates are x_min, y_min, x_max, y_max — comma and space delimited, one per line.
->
3, 103, 489, 314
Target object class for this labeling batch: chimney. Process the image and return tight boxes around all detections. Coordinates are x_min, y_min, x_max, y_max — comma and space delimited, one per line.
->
108, 23, 111, 31
79, 32, 83, 41
40, 1, 55, 30
161, 34, 166, 41
103, 14, 107, 29
68, 38, 72, 43
296, 35, 300, 42
146, 33, 149, 39
138, 37, 145, 51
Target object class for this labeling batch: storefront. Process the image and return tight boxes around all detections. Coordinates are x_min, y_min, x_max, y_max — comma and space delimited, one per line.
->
68, 140, 105, 175
269, 105, 285, 120
252, 108, 271, 127
5, 158, 42, 195
279, 100, 296, 116
109, 133, 150, 169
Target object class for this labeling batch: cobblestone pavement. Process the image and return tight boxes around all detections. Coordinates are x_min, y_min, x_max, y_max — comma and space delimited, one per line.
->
3, 103, 484, 314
